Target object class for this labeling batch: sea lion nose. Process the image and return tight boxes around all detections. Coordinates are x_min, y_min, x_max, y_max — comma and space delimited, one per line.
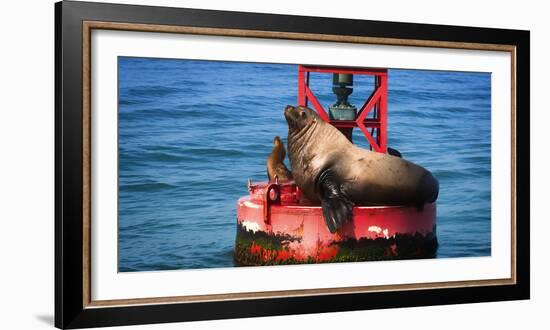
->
284, 105, 295, 119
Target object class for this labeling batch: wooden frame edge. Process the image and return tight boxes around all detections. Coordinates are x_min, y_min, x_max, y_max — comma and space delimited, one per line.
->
82, 21, 92, 308
86, 278, 515, 308
84, 20, 516, 52
511, 46, 517, 286
81, 20, 518, 309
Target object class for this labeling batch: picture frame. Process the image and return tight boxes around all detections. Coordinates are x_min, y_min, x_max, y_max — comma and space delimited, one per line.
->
55, 0, 530, 328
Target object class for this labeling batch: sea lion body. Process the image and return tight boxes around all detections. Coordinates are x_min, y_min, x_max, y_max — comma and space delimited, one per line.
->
284, 105, 439, 232
267, 136, 293, 182
291, 139, 434, 206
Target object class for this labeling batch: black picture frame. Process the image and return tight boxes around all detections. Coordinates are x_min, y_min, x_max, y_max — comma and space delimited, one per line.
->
55, 1, 530, 328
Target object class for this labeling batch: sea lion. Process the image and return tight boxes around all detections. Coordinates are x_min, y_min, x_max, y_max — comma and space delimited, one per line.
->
267, 136, 293, 182
284, 105, 439, 233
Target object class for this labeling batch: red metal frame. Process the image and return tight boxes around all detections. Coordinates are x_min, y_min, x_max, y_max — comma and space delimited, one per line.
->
297, 65, 388, 153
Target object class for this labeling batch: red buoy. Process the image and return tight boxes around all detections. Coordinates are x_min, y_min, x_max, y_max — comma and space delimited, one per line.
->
234, 65, 437, 266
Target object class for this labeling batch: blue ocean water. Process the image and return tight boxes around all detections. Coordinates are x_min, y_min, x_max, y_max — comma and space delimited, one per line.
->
118, 57, 491, 272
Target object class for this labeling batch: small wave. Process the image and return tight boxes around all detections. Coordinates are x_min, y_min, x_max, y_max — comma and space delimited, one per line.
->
119, 107, 216, 121
120, 182, 177, 192
459, 154, 491, 163
432, 169, 472, 180
122, 221, 184, 233
125, 85, 181, 98
146, 151, 190, 162
140, 144, 190, 153
390, 88, 489, 104
119, 98, 150, 106
179, 147, 247, 158
120, 151, 193, 164
118, 232, 149, 240
118, 266, 138, 272
440, 106, 471, 113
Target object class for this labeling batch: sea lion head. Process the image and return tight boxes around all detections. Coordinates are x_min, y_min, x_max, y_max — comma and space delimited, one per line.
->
267, 135, 293, 182
284, 105, 318, 133
272, 135, 285, 160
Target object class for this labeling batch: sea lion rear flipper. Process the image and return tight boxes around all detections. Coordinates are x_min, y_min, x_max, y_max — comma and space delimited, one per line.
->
387, 147, 402, 158
317, 170, 354, 233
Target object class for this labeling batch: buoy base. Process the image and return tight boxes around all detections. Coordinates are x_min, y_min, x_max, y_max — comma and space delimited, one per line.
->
235, 223, 437, 266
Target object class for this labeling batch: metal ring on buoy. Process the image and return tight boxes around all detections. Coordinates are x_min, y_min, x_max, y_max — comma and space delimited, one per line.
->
263, 183, 281, 224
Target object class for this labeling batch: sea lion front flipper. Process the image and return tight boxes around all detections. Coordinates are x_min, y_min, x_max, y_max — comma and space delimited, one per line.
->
275, 164, 293, 181
317, 169, 354, 233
